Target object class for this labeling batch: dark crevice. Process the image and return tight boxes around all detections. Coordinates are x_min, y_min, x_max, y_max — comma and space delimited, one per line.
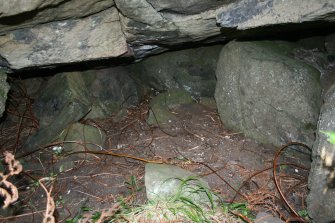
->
8, 56, 135, 78
222, 21, 335, 41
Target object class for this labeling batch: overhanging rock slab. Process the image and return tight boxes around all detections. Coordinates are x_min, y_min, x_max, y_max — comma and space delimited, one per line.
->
0, 7, 128, 70
216, 0, 335, 29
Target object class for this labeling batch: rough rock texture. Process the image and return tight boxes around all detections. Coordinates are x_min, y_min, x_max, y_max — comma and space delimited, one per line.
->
33, 72, 91, 126
0, 1, 335, 69
0, 7, 128, 70
145, 0, 233, 15
147, 89, 193, 126
325, 33, 335, 56
0, 69, 9, 118
117, 0, 335, 57
307, 84, 335, 223
114, 0, 224, 57
293, 36, 335, 96
128, 45, 222, 98
25, 67, 138, 150
216, 0, 335, 29
82, 67, 138, 119
25, 72, 91, 151
0, 0, 115, 33
215, 41, 321, 147
58, 123, 106, 154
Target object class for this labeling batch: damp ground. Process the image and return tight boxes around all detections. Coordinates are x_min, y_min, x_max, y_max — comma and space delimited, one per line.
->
0, 99, 311, 223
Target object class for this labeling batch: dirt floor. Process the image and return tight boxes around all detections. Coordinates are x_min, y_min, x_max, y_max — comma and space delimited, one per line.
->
0, 96, 311, 223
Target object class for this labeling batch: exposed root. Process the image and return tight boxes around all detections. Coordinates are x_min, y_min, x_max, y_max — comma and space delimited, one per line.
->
0, 151, 22, 208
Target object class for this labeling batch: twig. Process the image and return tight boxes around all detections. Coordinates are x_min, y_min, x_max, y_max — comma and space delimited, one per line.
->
230, 210, 254, 223
273, 142, 310, 223
0, 151, 23, 208
39, 178, 56, 223
64, 149, 164, 164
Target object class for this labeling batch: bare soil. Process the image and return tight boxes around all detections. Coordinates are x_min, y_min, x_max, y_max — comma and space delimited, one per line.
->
0, 99, 311, 223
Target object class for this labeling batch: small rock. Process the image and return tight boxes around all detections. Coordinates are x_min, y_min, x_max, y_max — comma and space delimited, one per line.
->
147, 89, 193, 126
255, 212, 284, 223
145, 163, 212, 204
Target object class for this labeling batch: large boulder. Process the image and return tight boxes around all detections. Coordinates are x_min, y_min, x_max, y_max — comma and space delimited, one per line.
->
113, 0, 225, 57
129, 45, 222, 98
307, 84, 335, 223
25, 72, 91, 151
215, 41, 321, 147
82, 67, 139, 119
25, 67, 139, 151
116, 0, 335, 58
1, 1, 335, 68
0, 0, 115, 33
0, 7, 128, 70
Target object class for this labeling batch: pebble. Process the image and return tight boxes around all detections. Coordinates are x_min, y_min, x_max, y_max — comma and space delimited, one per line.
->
255, 212, 284, 223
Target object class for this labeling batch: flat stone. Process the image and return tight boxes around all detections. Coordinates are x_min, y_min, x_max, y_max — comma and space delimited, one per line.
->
0, 7, 128, 70
0, 0, 115, 33
145, 163, 212, 204
114, 0, 222, 56
147, 89, 193, 126
255, 212, 284, 223
216, 0, 335, 29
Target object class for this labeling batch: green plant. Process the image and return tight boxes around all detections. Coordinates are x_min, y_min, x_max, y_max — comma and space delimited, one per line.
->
298, 209, 308, 218
66, 177, 243, 223
125, 175, 143, 195
91, 211, 102, 223
107, 176, 242, 223
221, 202, 253, 220
55, 195, 65, 207
320, 130, 335, 145
65, 206, 91, 223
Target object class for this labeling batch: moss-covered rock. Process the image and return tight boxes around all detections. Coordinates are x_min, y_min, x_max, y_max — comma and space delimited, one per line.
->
58, 122, 106, 154
215, 40, 322, 147
82, 67, 138, 119
147, 89, 193, 126
26, 72, 91, 151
